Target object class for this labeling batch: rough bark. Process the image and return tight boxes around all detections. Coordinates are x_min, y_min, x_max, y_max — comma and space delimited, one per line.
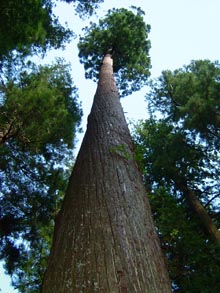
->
41, 54, 171, 292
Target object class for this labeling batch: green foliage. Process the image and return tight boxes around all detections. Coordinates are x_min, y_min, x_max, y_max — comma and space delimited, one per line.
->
0, 0, 103, 60
63, 0, 104, 16
10, 224, 54, 292
0, 144, 72, 291
0, 58, 82, 291
148, 60, 220, 147
134, 120, 208, 188
1, 58, 82, 151
0, 0, 104, 60
109, 143, 131, 160
149, 188, 220, 292
0, 0, 73, 60
134, 119, 220, 291
133, 59, 220, 291
78, 7, 151, 96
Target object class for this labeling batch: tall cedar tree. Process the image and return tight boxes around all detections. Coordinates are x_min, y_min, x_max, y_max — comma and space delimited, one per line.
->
41, 8, 171, 292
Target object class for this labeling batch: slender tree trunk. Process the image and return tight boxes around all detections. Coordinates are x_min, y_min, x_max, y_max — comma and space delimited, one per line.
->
0, 119, 17, 144
178, 182, 220, 244
41, 54, 171, 292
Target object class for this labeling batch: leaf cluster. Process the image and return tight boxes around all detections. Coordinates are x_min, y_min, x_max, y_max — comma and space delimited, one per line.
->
134, 120, 205, 188
62, 0, 104, 16
148, 60, 220, 147
0, 144, 69, 291
149, 188, 220, 292
78, 7, 151, 96
0, 59, 82, 290
0, 0, 105, 60
0, 0, 73, 60
0, 58, 82, 151
133, 59, 220, 291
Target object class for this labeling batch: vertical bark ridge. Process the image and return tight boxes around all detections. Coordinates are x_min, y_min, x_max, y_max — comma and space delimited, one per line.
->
41, 55, 171, 292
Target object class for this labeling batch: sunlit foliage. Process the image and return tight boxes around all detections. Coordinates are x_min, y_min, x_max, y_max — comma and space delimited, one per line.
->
78, 7, 151, 96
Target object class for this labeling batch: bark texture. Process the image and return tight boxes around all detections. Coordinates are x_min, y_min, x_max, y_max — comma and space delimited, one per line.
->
41, 54, 171, 292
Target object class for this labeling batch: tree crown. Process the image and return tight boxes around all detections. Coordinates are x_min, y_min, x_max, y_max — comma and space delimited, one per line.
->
78, 7, 151, 96
148, 60, 220, 146
0, 0, 104, 60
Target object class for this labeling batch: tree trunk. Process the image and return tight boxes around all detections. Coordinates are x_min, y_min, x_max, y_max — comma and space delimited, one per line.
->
0, 119, 17, 144
178, 182, 220, 245
41, 54, 171, 292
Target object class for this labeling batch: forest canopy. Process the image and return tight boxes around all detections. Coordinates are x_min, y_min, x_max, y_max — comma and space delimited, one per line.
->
0, 57, 82, 291
134, 59, 220, 291
0, 0, 104, 60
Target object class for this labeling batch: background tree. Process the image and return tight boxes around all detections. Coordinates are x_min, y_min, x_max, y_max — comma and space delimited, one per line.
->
0, 59, 82, 291
41, 8, 171, 292
0, 0, 104, 60
133, 59, 220, 292
0, 0, 71, 60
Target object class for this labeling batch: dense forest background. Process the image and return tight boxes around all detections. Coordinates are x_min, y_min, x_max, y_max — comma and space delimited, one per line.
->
1, 0, 220, 292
